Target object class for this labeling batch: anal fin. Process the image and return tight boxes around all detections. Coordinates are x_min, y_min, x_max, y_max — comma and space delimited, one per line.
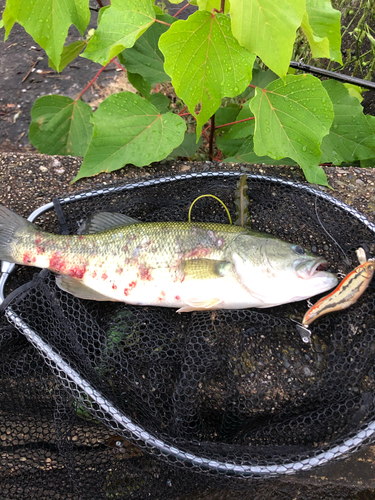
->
56, 276, 118, 301
177, 297, 222, 313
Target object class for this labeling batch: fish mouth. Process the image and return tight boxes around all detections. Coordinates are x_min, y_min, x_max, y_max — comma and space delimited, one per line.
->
296, 258, 330, 279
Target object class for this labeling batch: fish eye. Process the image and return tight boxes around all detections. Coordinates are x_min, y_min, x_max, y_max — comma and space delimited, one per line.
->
292, 245, 305, 255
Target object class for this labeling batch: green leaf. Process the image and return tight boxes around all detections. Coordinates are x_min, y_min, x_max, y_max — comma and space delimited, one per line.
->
82, 0, 156, 65
0, 18, 4, 30
29, 95, 93, 156
215, 104, 240, 136
224, 136, 297, 165
119, 12, 175, 84
168, 132, 203, 158
239, 64, 279, 100
249, 74, 334, 186
159, 10, 256, 137
150, 93, 171, 113
302, 0, 342, 63
73, 92, 186, 181
216, 136, 244, 157
49, 41, 87, 72
197, 0, 231, 14
3, 0, 90, 69
127, 71, 152, 98
224, 105, 254, 140
230, 0, 305, 78
360, 157, 375, 168
320, 80, 375, 165
343, 83, 364, 103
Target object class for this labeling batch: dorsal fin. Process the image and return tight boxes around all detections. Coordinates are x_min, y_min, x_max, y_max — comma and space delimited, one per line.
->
78, 212, 139, 235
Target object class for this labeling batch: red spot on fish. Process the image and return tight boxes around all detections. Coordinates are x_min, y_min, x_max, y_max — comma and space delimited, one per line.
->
123, 245, 128, 252
158, 291, 166, 301
78, 235, 84, 241
92, 271, 97, 279
115, 267, 123, 275
112, 283, 117, 290
35, 233, 42, 245
36, 246, 45, 255
23, 252, 36, 264
49, 252, 86, 279
139, 264, 153, 281
68, 266, 86, 279
124, 281, 137, 296
185, 246, 211, 259
101, 273, 108, 281
175, 295, 181, 301
49, 253, 65, 272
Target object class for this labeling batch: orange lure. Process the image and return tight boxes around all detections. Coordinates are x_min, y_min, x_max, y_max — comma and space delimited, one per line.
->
302, 260, 375, 327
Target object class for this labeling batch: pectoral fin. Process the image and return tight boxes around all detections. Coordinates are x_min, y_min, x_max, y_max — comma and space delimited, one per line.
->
180, 259, 231, 280
177, 297, 222, 313
56, 276, 119, 301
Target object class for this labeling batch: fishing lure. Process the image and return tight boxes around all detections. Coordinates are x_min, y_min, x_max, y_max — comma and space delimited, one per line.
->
302, 258, 375, 327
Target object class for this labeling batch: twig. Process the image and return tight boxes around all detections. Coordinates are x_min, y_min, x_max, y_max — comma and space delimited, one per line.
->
220, 0, 225, 13
22, 59, 40, 82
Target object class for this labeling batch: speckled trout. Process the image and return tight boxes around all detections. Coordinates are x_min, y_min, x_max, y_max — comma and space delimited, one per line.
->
0, 207, 338, 311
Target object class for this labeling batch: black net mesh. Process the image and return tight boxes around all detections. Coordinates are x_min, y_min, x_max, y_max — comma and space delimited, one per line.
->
1, 171, 375, 498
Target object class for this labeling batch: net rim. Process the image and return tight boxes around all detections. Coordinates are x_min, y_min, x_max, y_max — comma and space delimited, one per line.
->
2, 170, 375, 478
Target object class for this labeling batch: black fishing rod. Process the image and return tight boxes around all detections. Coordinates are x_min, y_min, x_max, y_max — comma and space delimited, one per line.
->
290, 60, 375, 90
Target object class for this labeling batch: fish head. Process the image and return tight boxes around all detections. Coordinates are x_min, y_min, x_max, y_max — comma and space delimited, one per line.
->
231, 234, 338, 306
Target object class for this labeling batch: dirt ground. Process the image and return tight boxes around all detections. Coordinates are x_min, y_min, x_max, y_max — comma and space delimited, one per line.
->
0, 0, 196, 152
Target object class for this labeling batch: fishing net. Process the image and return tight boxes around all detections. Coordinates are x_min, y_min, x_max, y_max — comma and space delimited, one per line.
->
1, 171, 375, 499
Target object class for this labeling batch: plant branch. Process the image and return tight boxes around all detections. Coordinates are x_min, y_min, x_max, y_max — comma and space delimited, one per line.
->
220, 0, 225, 13
208, 114, 215, 158
75, 57, 117, 102
95, 0, 104, 7
215, 117, 255, 129
174, 3, 190, 18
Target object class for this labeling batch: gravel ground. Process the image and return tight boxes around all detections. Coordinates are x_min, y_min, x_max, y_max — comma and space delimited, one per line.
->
0, 152, 374, 222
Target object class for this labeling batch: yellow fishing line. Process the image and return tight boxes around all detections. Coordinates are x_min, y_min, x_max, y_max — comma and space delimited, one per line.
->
188, 195, 232, 225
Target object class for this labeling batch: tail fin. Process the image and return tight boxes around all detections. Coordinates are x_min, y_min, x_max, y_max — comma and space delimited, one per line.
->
0, 205, 34, 263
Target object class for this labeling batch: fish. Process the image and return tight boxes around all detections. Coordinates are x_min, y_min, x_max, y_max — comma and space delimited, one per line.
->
0, 205, 338, 312
302, 259, 375, 327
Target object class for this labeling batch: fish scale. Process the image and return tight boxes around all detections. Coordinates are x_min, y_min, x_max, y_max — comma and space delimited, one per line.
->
0, 206, 338, 312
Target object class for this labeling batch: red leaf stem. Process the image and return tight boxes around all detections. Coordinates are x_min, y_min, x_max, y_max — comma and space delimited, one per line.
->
75, 57, 117, 101
178, 112, 191, 117
113, 59, 126, 71
202, 130, 210, 142
173, 3, 190, 18
154, 19, 171, 27
215, 117, 255, 129
178, 106, 188, 115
